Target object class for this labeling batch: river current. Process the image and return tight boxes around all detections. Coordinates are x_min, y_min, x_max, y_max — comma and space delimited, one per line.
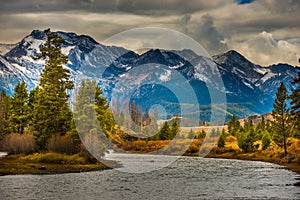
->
0, 153, 299, 199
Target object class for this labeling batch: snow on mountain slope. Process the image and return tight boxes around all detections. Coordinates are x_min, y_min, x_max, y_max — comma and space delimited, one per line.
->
1, 30, 129, 91
0, 30, 299, 120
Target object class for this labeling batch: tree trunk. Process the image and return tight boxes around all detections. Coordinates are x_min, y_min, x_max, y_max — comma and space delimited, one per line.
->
283, 133, 287, 156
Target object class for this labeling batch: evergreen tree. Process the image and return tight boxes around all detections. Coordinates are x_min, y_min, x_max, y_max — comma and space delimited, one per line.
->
237, 128, 255, 153
221, 128, 226, 136
256, 116, 266, 140
33, 29, 74, 150
73, 80, 99, 134
94, 82, 115, 133
9, 81, 29, 134
244, 119, 254, 132
271, 82, 290, 156
170, 120, 180, 139
157, 122, 170, 140
73, 80, 114, 139
227, 114, 241, 136
217, 129, 226, 148
261, 130, 271, 150
28, 87, 39, 126
290, 71, 300, 137
197, 130, 206, 139
0, 90, 11, 138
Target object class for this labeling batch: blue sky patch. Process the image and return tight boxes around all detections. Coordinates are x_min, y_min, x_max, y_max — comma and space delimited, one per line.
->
235, 0, 255, 5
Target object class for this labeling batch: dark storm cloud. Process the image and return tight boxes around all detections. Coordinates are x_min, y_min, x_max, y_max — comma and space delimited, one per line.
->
115, 0, 225, 15
0, 0, 299, 65
0, 0, 226, 15
258, 0, 300, 13
178, 14, 191, 33
0, 0, 117, 13
191, 15, 228, 55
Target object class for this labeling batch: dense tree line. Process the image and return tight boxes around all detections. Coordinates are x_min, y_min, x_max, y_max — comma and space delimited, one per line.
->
0, 28, 299, 157
148, 120, 181, 140
226, 75, 300, 155
0, 29, 114, 154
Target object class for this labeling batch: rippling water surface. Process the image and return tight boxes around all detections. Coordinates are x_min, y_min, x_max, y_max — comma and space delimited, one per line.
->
1, 153, 299, 199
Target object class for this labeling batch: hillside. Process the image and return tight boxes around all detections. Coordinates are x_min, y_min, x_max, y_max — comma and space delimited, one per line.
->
0, 30, 299, 121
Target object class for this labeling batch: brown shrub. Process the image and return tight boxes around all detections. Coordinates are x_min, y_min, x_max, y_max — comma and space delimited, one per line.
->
46, 134, 79, 155
0, 132, 37, 154
187, 143, 200, 154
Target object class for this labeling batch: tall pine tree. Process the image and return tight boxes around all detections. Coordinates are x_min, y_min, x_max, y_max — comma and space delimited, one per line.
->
73, 80, 115, 154
73, 80, 102, 137
33, 29, 74, 150
9, 81, 29, 134
290, 71, 300, 137
0, 90, 11, 138
157, 122, 171, 140
28, 87, 39, 126
272, 82, 290, 156
94, 82, 115, 134
170, 120, 180, 139
73, 80, 115, 134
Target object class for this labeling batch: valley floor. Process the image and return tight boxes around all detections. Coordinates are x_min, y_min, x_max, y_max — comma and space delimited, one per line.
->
1, 137, 299, 176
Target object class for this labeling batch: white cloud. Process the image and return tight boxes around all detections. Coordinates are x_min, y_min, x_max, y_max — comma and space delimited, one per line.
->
0, 0, 299, 66
228, 31, 300, 66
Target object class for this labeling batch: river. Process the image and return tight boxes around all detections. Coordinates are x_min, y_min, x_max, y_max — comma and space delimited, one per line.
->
0, 153, 299, 199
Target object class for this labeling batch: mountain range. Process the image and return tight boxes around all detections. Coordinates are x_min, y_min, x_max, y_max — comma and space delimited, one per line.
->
0, 30, 299, 121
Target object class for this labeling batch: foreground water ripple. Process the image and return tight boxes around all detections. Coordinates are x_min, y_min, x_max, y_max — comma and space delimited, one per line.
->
0, 153, 299, 199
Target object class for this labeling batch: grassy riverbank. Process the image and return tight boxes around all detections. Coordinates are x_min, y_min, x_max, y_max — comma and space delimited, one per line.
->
115, 137, 300, 175
205, 136, 300, 175
0, 153, 119, 176
1, 137, 299, 176
206, 149, 300, 175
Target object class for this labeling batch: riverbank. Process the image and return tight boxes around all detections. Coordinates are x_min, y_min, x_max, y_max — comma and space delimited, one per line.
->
0, 153, 119, 176
116, 138, 300, 175
1, 139, 299, 176
205, 150, 300, 175
205, 137, 300, 175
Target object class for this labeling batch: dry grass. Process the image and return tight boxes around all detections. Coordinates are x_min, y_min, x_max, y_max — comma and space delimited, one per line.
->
207, 137, 300, 174
0, 133, 37, 154
116, 139, 204, 155
47, 134, 79, 155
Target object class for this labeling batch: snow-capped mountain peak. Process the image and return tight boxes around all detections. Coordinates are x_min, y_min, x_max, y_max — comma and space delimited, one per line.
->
0, 30, 299, 120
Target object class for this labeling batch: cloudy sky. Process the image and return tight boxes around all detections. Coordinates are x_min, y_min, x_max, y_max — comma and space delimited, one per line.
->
0, 0, 299, 66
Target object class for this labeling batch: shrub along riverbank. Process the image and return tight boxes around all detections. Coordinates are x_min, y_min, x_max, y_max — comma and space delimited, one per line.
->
206, 147, 300, 175
113, 136, 300, 175
1, 135, 299, 176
